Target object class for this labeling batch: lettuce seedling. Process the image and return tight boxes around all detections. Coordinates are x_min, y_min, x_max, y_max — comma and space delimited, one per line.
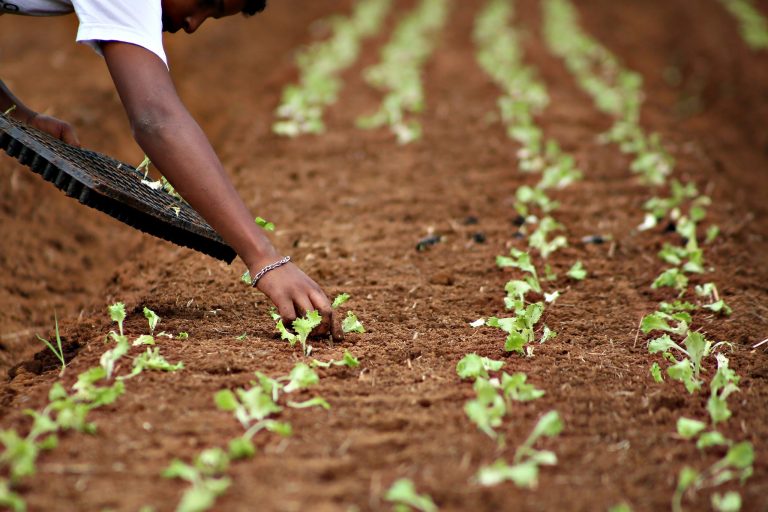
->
651, 268, 689, 292
0, 478, 25, 512
108, 303, 126, 337
476, 410, 562, 488
499, 372, 545, 402
311, 350, 360, 369
35, 314, 66, 375
163, 449, 232, 512
464, 378, 506, 439
384, 478, 437, 512
143, 307, 160, 335
711, 492, 741, 512
282, 363, 319, 393
648, 331, 714, 393
215, 387, 282, 429
707, 354, 740, 424
640, 311, 690, 336
528, 217, 568, 258
227, 436, 256, 460
332, 293, 351, 308
676, 417, 706, 440
272, 310, 323, 355
122, 348, 184, 380
342, 312, 365, 333
487, 302, 544, 354
456, 353, 504, 380
566, 261, 587, 280
0, 430, 41, 482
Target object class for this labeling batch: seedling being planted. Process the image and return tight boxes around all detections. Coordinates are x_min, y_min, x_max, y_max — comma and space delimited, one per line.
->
384, 478, 437, 512
271, 309, 322, 356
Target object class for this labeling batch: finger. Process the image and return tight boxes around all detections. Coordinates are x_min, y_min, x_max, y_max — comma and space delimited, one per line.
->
274, 296, 297, 326
330, 307, 344, 342
62, 124, 81, 147
309, 289, 332, 336
293, 295, 315, 320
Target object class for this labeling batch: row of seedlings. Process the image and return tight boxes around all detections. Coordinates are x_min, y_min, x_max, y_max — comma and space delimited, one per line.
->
0, 304, 184, 511
356, 0, 452, 144
454, 0, 601, 490
273, 0, 393, 137
542, 1, 754, 510
162, 294, 366, 511
718, 0, 768, 50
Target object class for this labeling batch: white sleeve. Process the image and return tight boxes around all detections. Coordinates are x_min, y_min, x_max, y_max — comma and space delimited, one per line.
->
71, 0, 168, 67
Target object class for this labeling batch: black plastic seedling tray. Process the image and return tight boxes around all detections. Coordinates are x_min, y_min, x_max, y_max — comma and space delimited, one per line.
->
0, 114, 236, 263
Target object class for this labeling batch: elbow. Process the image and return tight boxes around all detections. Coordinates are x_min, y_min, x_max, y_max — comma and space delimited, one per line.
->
129, 107, 170, 141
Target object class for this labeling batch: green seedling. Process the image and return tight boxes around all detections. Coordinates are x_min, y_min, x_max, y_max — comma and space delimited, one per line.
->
332, 293, 351, 308
499, 372, 545, 402
648, 331, 716, 393
215, 386, 282, 430
676, 417, 706, 440
711, 491, 742, 512
311, 350, 360, 368
487, 302, 544, 354
651, 268, 689, 292
464, 378, 506, 439
384, 478, 437, 512
672, 442, 753, 512
342, 311, 365, 333
707, 354, 740, 425
143, 307, 161, 334
719, 0, 768, 49
122, 348, 184, 380
566, 261, 587, 280
282, 363, 319, 393
227, 436, 256, 461
271, 309, 323, 356
35, 314, 66, 375
528, 217, 567, 258
456, 353, 504, 380
0, 478, 25, 512
475, 410, 562, 488
163, 448, 232, 512
641, 311, 690, 336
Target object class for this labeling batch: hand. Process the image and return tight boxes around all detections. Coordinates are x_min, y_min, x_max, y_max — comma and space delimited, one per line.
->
254, 259, 343, 342
27, 113, 80, 147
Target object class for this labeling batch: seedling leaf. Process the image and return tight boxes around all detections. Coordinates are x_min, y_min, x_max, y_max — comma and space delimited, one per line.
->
342, 311, 365, 333
384, 479, 437, 512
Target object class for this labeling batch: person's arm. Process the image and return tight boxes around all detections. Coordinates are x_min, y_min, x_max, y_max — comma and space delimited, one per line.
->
100, 41, 341, 339
0, 79, 80, 146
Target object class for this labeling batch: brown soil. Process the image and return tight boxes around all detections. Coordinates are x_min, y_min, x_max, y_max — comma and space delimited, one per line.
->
1, 0, 767, 511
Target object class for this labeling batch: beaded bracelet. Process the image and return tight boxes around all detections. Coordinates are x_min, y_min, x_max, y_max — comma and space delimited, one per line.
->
251, 256, 291, 287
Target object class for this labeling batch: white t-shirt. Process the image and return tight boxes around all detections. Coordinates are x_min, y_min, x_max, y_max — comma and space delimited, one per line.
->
2, 0, 167, 66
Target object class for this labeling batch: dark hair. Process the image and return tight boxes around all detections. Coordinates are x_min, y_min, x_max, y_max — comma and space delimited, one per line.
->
243, 0, 267, 16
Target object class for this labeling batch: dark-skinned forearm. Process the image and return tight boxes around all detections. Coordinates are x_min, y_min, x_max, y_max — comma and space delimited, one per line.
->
0, 79, 35, 121
132, 108, 280, 269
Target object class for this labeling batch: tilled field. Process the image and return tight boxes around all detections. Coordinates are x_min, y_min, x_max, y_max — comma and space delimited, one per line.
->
1, 1, 767, 511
